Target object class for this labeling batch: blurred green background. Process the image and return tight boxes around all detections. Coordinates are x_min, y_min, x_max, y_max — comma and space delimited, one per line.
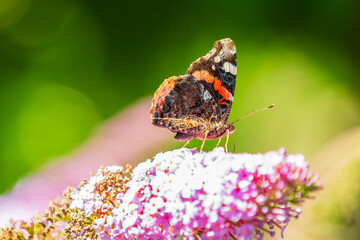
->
1, 0, 360, 238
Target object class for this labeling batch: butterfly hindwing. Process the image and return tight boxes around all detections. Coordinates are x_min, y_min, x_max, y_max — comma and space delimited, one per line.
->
150, 75, 221, 140
186, 38, 237, 122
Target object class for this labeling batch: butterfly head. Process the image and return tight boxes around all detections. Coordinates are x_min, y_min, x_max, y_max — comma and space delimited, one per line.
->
211, 121, 235, 139
226, 122, 236, 135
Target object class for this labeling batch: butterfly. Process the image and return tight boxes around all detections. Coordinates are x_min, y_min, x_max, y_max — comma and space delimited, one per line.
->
150, 38, 239, 152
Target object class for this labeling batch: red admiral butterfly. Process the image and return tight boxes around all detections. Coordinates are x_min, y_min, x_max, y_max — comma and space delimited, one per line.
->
150, 38, 272, 152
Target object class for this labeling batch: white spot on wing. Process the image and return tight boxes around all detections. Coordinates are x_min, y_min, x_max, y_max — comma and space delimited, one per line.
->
229, 93, 234, 101
212, 65, 216, 70
203, 90, 212, 100
214, 56, 221, 63
223, 62, 230, 72
229, 63, 237, 75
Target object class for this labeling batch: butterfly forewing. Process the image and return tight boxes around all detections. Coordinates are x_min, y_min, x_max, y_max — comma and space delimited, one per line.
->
186, 38, 237, 122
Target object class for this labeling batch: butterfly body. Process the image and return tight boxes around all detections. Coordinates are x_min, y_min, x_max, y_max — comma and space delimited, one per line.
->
150, 38, 237, 143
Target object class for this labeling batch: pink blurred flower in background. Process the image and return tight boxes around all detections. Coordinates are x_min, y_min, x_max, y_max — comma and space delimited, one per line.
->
0, 98, 172, 227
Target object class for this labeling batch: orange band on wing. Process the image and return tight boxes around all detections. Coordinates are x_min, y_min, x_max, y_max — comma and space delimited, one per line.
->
192, 70, 231, 102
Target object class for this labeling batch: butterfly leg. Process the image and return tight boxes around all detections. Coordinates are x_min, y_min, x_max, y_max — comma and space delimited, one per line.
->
215, 137, 222, 148
200, 132, 209, 153
232, 133, 236, 153
225, 130, 230, 153
182, 140, 191, 148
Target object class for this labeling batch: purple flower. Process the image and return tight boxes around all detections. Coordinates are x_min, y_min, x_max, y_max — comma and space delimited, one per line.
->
69, 148, 322, 239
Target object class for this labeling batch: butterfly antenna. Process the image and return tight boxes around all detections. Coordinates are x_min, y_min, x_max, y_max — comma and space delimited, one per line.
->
231, 104, 275, 124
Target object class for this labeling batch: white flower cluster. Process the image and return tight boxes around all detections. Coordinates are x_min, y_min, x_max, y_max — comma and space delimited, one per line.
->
69, 148, 320, 240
